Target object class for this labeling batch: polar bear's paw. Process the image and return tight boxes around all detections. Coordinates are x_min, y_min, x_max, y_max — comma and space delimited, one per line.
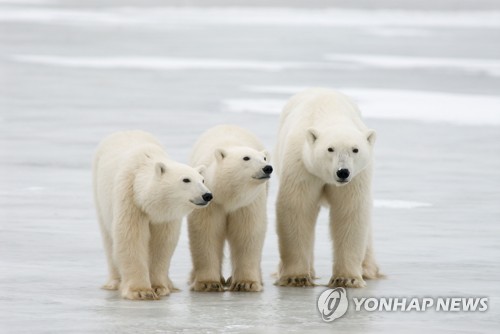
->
102, 279, 120, 290
122, 287, 159, 300
275, 275, 315, 287
229, 280, 262, 292
362, 263, 385, 280
152, 285, 171, 297
328, 276, 366, 288
166, 278, 180, 292
191, 281, 225, 292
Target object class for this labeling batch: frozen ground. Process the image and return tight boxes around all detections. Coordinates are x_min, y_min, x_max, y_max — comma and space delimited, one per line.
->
1, 1, 500, 333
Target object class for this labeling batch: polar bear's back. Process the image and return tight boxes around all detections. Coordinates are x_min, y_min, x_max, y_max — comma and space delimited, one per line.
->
190, 125, 265, 166
93, 130, 165, 169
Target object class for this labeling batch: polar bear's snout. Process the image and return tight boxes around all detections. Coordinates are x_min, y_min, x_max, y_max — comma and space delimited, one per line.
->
202, 192, 213, 202
254, 164, 273, 180
336, 168, 350, 183
263, 165, 273, 175
191, 192, 213, 206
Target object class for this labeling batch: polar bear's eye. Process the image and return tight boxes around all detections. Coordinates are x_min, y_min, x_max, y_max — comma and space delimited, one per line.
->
263, 157, 267, 161
327, 147, 334, 152
243, 156, 250, 161
353, 148, 359, 153
183, 178, 191, 183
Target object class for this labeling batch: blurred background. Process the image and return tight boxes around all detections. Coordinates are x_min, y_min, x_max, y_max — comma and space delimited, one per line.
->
1, 1, 499, 333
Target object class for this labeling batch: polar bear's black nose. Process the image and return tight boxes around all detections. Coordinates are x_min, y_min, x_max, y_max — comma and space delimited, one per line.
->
263, 165, 273, 175
336, 168, 350, 180
202, 193, 213, 202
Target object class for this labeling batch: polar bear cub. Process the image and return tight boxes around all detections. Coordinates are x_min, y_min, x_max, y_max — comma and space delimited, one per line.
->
275, 88, 382, 288
93, 130, 212, 300
188, 125, 272, 292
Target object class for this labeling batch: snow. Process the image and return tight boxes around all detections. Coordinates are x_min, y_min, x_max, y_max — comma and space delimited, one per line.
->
1, 1, 499, 333
360, 27, 431, 37
373, 200, 432, 209
1, 7, 500, 28
13, 55, 313, 72
224, 87, 500, 126
325, 54, 500, 77
0, 0, 51, 3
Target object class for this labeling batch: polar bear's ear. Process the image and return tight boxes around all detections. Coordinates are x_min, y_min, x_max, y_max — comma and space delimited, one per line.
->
366, 129, 376, 146
215, 149, 227, 162
195, 164, 206, 176
306, 128, 319, 145
155, 162, 167, 176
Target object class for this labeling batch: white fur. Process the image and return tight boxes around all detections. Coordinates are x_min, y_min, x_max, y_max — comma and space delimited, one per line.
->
93, 130, 211, 300
275, 88, 382, 288
188, 125, 271, 292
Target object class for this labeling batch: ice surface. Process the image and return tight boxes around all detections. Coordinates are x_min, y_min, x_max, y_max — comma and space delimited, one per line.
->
1, 1, 499, 333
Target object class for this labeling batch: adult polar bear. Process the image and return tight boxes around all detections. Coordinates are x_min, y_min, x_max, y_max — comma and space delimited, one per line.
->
93, 131, 212, 300
275, 88, 382, 288
188, 125, 272, 292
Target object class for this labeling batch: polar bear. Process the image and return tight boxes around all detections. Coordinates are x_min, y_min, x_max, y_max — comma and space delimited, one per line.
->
93, 130, 212, 300
275, 88, 382, 288
188, 125, 272, 292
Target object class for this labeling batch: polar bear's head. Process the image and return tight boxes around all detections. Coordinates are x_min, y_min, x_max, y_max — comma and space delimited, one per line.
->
303, 126, 375, 186
213, 147, 272, 184
206, 146, 272, 210
135, 161, 212, 222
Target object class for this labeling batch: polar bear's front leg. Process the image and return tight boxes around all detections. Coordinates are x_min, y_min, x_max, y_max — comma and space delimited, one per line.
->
188, 205, 226, 292
113, 209, 157, 300
227, 197, 266, 292
362, 224, 383, 280
98, 224, 121, 290
149, 220, 182, 297
276, 177, 322, 287
327, 179, 371, 288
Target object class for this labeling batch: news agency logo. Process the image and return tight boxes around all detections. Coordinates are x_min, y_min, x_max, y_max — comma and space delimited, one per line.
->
317, 288, 348, 322
317, 288, 489, 322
